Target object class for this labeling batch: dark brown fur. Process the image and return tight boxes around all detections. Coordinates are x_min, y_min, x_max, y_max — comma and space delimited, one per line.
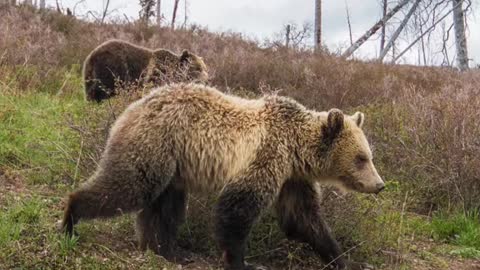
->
83, 39, 208, 102
276, 179, 345, 269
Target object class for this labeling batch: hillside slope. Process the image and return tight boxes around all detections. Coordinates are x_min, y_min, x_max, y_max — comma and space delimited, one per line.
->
1, 5, 480, 270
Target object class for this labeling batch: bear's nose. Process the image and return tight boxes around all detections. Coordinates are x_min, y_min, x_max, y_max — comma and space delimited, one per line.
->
375, 183, 385, 194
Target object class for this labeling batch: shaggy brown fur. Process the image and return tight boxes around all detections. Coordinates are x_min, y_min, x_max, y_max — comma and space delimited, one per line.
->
83, 39, 208, 102
61, 83, 384, 270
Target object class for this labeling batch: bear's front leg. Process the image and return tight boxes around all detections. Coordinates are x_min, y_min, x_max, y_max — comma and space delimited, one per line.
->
276, 178, 347, 269
214, 182, 274, 270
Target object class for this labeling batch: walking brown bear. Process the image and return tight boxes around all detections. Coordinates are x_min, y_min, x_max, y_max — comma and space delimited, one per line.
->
61, 83, 384, 270
83, 39, 208, 102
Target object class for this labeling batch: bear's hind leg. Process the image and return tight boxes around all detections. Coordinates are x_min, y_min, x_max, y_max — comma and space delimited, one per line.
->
61, 169, 171, 236
276, 178, 347, 269
135, 178, 188, 263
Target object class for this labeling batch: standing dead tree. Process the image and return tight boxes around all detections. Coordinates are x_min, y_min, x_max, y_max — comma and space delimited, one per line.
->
344, 0, 353, 46
345, 0, 471, 70
288, 22, 313, 49
452, 0, 468, 70
171, 0, 180, 29
271, 22, 312, 50
314, 0, 322, 50
384, 0, 470, 70
101, 0, 111, 24
412, 8, 428, 65
156, 0, 161, 27
380, 0, 388, 52
379, 0, 421, 61
139, 0, 155, 26
341, 0, 411, 58
390, 0, 464, 64
285, 24, 291, 48
183, 0, 188, 28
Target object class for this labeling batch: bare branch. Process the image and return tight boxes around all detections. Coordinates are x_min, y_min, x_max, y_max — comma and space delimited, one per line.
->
379, 0, 420, 61
345, 0, 353, 46
72, 0, 86, 15
101, 0, 111, 24
440, 21, 454, 66
342, 0, 412, 58
392, 1, 461, 64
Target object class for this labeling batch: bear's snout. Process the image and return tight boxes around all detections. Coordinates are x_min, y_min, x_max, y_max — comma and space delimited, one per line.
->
375, 182, 385, 194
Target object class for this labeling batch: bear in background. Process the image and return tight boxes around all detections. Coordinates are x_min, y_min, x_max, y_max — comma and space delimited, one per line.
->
61, 83, 384, 270
83, 39, 208, 102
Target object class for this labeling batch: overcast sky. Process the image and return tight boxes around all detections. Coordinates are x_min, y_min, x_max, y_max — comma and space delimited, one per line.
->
49, 0, 479, 66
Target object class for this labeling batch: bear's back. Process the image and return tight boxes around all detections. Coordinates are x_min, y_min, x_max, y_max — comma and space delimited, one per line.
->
112, 84, 272, 190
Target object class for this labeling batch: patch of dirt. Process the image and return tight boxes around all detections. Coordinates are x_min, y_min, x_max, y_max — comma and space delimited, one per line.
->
378, 240, 480, 270
0, 167, 26, 205
0, 167, 25, 192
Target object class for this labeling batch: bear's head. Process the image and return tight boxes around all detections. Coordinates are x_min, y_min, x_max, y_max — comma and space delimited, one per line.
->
318, 109, 384, 194
179, 50, 209, 82
150, 49, 209, 84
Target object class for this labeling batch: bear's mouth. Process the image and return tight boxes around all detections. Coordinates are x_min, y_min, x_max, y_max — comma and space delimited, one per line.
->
339, 175, 356, 190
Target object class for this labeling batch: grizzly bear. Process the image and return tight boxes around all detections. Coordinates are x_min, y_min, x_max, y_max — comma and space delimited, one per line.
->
61, 83, 384, 270
82, 39, 208, 102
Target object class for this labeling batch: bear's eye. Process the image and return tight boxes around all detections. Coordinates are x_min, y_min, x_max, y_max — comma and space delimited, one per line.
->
355, 154, 369, 169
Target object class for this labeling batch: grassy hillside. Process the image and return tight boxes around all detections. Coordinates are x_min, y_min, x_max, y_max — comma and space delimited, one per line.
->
1, 5, 480, 270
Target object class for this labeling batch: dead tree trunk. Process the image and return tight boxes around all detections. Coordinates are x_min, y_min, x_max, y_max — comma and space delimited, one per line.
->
171, 0, 180, 29
380, 0, 387, 52
39, 0, 45, 9
418, 14, 427, 65
101, 0, 110, 24
156, 0, 161, 27
379, 0, 420, 61
285, 24, 291, 48
183, 0, 188, 27
342, 0, 411, 58
452, 0, 468, 70
345, 0, 353, 46
314, 0, 322, 50
391, 2, 460, 64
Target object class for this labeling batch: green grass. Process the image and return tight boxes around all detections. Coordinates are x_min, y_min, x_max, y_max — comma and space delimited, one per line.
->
0, 88, 87, 185
57, 233, 79, 256
0, 197, 43, 246
0, 70, 478, 269
448, 247, 480, 259
431, 210, 480, 257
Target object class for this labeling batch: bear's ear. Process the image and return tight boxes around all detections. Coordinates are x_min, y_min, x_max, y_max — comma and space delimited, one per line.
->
350, 111, 364, 128
327, 109, 344, 138
180, 50, 191, 64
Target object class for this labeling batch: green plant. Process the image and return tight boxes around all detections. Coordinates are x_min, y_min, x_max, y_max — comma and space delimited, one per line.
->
431, 210, 480, 249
